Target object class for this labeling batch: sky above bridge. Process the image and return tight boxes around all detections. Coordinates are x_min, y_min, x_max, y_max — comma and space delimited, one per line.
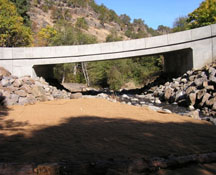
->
95, 0, 204, 29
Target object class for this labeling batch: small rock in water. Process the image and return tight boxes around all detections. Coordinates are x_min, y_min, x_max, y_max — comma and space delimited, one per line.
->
97, 93, 108, 99
122, 94, 130, 99
127, 102, 132, 105
188, 105, 195, 111
155, 98, 161, 104
157, 109, 172, 114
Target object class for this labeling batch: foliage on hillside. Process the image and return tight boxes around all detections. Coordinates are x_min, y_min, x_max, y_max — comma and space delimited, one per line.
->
0, 0, 32, 47
187, 0, 216, 28
9, 0, 31, 26
173, 0, 216, 32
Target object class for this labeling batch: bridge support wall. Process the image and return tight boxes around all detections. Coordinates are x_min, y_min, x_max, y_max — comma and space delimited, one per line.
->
164, 49, 193, 76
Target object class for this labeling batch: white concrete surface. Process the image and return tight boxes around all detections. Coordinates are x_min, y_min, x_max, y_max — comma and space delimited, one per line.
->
0, 24, 216, 77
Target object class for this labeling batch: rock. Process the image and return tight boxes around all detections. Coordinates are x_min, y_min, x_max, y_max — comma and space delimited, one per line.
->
31, 86, 44, 97
1, 78, 10, 87
157, 109, 172, 114
6, 94, 19, 105
197, 89, 207, 100
15, 90, 27, 97
131, 98, 139, 102
20, 84, 32, 94
164, 88, 173, 101
127, 102, 132, 105
199, 93, 211, 107
209, 76, 216, 85
122, 94, 130, 99
181, 78, 187, 84
18, 97, 29, 105
194, 78, 205, 87
189, 105, 195, 111
206, 97, 216, 106
209, 117, 216, 125
97, 93, 108, 99
155, 98, 161, 104
189, 75, 196, 81
175, 91, 184, 101
70, 93, 82, 99
206, 85, 214, 91
171, 81, 180, 89
13, 79, 22, 87
208, 67, 216, 76
189, 93, 196, 106
186, 86, 196, 94
164, 82, 170, 86
212, 102, 216, 111
187, 70, 193, 76
202, 81, 208, 88
186, 110, 200, 120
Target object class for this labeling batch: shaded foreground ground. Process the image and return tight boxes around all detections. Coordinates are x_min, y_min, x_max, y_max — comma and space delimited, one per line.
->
0, 98, 216, 173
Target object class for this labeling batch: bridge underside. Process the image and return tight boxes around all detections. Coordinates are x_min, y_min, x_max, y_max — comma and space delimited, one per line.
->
164, 48, 193, 76
32, 48, 194, 80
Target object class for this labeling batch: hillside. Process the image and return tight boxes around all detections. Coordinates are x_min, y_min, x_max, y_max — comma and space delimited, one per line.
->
28, 0, 159, 43
4, 0, 214, 90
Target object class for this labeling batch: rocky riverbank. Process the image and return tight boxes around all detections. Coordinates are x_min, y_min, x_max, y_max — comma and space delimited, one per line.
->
1, 61, 216, 124
137, 62, 216, 117
0, 67, 73, 106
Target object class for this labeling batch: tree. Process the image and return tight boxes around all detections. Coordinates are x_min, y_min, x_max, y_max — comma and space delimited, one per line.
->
120, 14, 131, 26
0, 0, 32, 47
38, 25, 58, 46
187, 0, 216, 28
157, 25, 171, 34
106, 30, 123, 42
172, 16, 189, 32
133, 18, 145, 26
75, 17, 89, 30
9, 0, 30, 26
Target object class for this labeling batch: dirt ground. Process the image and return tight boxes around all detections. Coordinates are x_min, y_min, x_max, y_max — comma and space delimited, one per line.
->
0, 98, 216, 166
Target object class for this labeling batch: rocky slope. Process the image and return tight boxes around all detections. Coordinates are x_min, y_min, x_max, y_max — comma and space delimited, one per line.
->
29, 0, 125, 42
116, 62, 216, 119
0, 67, 83, 106
28, 0, 155, 43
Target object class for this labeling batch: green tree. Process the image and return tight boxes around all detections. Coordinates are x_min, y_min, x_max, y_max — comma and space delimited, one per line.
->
9, 0, 30, 26
157, 25, 171, 34
172, 16, 189, 32
75, 17, 89, 30
106, 30, 123, 42
187, 0, 216, 28
120, 14, 131, 26
0, 0, 32, 47
38, 25, 58, 46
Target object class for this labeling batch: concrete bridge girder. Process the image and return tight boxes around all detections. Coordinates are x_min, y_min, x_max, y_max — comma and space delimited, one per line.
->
0, 24, 216, 78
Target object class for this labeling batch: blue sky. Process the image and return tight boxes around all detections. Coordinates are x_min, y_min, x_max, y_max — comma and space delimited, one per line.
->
95, 0, 204, 29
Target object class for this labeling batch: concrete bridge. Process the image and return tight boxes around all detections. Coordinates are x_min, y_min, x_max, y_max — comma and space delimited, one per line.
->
0, 24, 216, 78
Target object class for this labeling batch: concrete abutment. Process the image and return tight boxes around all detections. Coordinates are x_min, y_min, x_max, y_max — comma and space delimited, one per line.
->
163, 49, 193, 76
